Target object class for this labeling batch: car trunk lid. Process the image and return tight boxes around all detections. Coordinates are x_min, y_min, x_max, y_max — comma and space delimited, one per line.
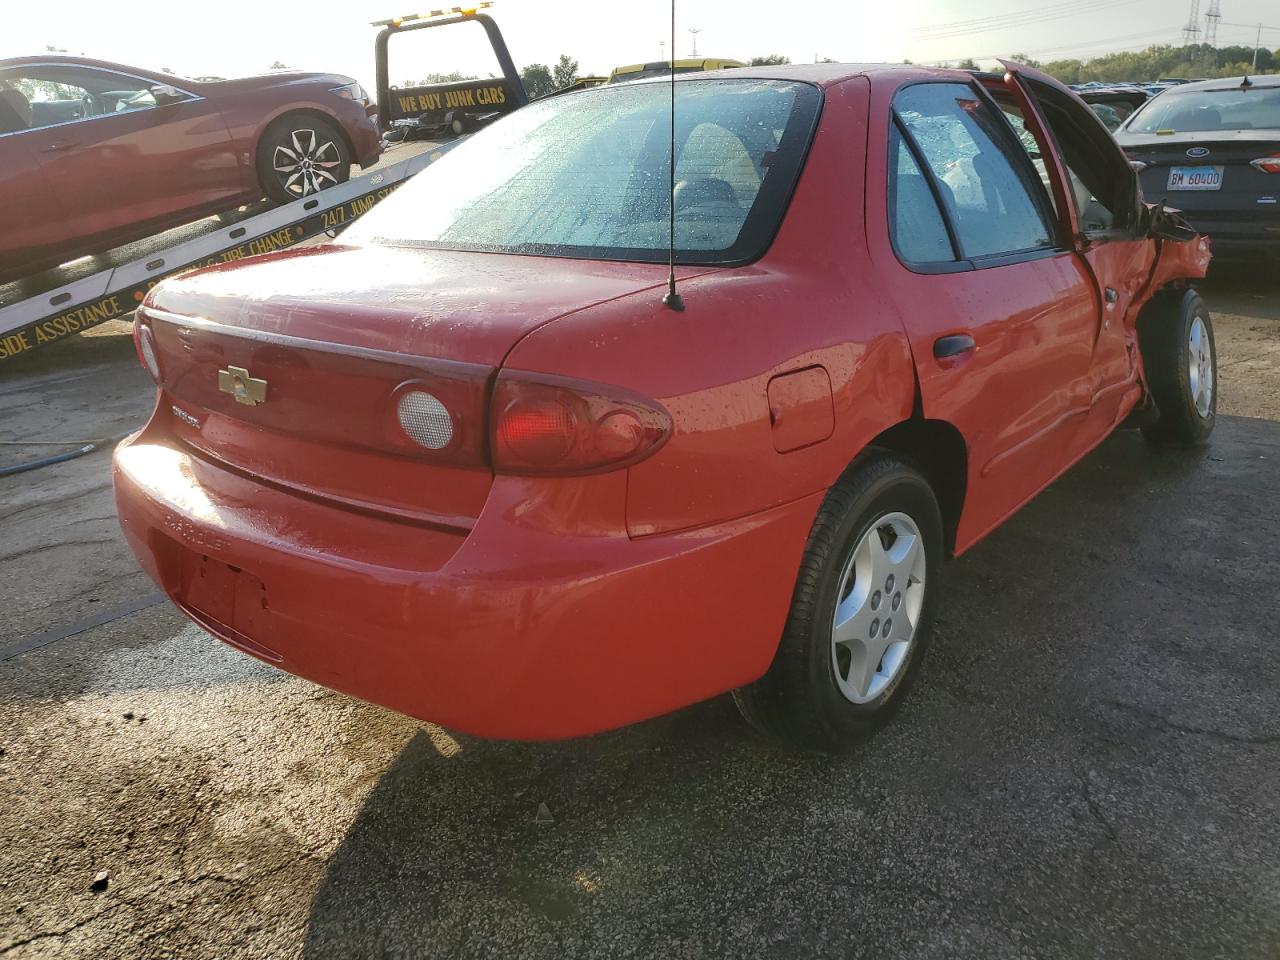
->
1120, 131, 1280, 223
140, 243, 675, 527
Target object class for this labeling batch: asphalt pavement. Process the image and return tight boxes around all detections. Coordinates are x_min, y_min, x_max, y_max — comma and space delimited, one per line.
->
0, 275, 1277, 959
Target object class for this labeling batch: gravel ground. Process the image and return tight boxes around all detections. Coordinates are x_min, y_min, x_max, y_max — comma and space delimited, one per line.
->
0, 269, 1277, 959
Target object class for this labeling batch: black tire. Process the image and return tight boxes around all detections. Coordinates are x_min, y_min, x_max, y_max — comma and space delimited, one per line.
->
256, 115, 351, 204
1138, 289, 1217, 446
733, 454, 943, 752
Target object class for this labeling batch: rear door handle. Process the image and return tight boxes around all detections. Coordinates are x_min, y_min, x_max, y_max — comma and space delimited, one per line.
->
933, 334, 976, 359
39, 139, 78, 153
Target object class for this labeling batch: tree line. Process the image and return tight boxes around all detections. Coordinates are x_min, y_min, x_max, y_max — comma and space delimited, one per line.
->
412, 54, 795, 98
953, 43, 1276, 82
413, 42, 1278, 96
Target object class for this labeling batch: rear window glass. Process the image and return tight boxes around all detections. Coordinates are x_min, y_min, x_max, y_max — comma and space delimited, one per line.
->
610, 65, 709, 83
345, 78, 821, 265
1125, 86, 1280, 133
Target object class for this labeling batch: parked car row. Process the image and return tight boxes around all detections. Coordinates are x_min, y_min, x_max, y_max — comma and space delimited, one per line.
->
0, 55, 383, 285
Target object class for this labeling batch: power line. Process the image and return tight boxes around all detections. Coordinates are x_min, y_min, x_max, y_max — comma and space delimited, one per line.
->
916, 0, 1107, 34
915, 0, 1144, 40
950, 26, 1182, 63
1218, 20, 1280, 32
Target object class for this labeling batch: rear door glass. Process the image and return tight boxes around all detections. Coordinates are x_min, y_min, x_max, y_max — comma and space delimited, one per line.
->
894, 82, 1054, 259
1025, 78, 1137, 235
888, 123, 955, 264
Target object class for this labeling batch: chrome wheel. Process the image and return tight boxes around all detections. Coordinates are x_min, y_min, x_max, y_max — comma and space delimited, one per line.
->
831, 512, 927, 704
272, 129, 341, 197
1188, 315, 1214, 418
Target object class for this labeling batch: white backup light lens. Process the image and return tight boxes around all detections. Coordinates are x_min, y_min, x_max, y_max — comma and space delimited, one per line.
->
397, 391, 454, 449
138, 325, 161, 382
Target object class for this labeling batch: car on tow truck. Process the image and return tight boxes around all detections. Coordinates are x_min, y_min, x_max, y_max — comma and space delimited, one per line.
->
115, 63, 1214, 751
1116, 75, 1280, 259
0, 55, 382, 285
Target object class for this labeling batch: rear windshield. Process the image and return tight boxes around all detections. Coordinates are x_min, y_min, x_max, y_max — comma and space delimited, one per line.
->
611, 66, 708, 83
344, 78, 821, 265
1125, 86, 1280, 133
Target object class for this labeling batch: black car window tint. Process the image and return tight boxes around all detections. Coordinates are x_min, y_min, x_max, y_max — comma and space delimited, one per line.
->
894, 82, 1054, 259
5, 67, 158, 126
0, 72, 91, 129
1026, 79, 1136, 234
0, 84, 31, 134
888, 122, 956, 264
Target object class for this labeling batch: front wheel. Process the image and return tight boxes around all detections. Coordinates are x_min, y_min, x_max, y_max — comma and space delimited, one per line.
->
1139, 289, 1217, 446
733, 454, 943, 752
257, 115, 351, 204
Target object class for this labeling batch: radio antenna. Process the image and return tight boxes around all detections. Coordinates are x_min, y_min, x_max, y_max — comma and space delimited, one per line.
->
661, 0, 684, 311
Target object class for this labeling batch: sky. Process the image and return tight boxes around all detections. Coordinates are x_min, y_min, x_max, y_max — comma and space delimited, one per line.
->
3, 0, 1277, 92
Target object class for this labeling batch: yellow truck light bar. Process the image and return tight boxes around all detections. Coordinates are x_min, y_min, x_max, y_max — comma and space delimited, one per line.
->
371, 3, 492, 27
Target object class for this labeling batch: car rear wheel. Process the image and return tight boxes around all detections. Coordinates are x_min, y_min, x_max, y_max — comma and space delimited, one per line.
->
1139, 289, 1217, 446
257, 115, 351, 204
733, 454, 942, 752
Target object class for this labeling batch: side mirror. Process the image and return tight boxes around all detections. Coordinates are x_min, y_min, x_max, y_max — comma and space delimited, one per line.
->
149, 84, 186, 106
1144, 200, 1197, 242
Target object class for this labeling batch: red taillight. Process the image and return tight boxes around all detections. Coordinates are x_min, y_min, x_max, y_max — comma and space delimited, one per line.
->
1250, 154, 1280, 174
492, 372, 671, 475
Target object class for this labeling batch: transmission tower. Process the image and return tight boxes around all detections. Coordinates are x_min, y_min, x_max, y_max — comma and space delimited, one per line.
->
1181, 0, 1202, 43
1203, 0, 1222, 46
688, 27, 701, 57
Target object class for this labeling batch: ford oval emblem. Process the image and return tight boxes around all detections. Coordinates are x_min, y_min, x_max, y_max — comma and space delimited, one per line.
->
1186, 146, 1211, 159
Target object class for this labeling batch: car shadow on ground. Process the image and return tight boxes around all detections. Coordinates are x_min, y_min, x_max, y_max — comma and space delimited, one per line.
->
298, 419, 1280, 960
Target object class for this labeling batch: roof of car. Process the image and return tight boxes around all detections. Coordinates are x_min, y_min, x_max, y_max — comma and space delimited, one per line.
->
0, 54, 179, 81
1161, 74, 1280, 93
632, 62, 977, 88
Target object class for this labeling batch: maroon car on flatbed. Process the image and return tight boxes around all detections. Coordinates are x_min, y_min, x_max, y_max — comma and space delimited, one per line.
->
0, 55, 383, 285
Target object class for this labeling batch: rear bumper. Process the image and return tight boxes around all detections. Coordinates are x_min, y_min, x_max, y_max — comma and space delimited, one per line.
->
1156, 204, 1280, 257
113, 434, 818, 739
1195, 229, 1280, 260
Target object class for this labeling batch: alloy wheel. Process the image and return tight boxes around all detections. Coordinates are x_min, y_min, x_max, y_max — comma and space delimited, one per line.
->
273, 129, 341, 197
1188, 315, 1214, 418
831, 512, 927, 704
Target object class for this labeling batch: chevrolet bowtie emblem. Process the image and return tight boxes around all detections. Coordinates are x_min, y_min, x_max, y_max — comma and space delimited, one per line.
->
217, 365, 268, 406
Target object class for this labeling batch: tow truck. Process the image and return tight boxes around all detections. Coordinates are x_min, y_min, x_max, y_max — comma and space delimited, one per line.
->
0, 5, 523, 367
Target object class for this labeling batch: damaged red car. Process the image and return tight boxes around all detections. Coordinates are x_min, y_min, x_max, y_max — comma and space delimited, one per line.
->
114, 63, 1215, 750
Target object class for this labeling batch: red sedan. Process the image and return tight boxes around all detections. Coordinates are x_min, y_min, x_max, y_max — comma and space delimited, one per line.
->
114, 63, 1215, 750
0, 55, 382, 285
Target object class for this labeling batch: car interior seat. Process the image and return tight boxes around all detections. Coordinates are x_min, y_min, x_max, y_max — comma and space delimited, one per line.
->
0, 87, 33, 133
673, 177, 738, 214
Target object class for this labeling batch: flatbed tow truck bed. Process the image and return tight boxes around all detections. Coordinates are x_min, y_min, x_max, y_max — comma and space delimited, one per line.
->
0, 139, 450, 366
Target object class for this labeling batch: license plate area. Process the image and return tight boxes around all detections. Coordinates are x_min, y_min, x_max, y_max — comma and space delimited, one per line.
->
178, 552, 278, 660
1167, 165, 1224, 190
